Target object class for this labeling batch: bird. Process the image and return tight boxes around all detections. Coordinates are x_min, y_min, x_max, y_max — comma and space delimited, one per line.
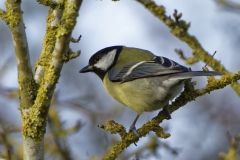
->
79, 46, 223, 137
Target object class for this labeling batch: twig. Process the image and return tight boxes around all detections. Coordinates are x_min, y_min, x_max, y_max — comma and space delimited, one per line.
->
137, 0, 240, 96
202, 51, 217, 71
173, 9, 182, 23
103, 72, 240, 159
175, 48, 187, 60
70, 35, 82, 43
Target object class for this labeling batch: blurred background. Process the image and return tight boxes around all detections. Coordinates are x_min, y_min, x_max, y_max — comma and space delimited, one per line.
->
0, 0, 240, 159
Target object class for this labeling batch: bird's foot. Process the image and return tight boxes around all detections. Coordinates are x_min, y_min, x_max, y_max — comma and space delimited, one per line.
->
162, 104, 172, 119
128, 114, 141, 146
129, 124, 140, 146
129, 124, 140, 138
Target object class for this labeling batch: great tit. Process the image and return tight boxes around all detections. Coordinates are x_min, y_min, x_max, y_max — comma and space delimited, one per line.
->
80, 46, 223, 136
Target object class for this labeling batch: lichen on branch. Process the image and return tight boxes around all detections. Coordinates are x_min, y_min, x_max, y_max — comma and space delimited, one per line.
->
0, 0, 36, 111
23, 0, 83, 143
137, 0, 240, 96
103, 72, 240, 160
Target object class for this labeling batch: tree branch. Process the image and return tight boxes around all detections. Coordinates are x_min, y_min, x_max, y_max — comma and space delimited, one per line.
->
34, 1, 64, 84
0, 0, 41, 159
219, 133, 240, 160
22, 0, 83, 141
36, 0, 64, 9
136, 0, 240, 96
216, 0, 240, 11
103, 72, 240, 160
1, 0, 36, 109
20, 0, 82, 160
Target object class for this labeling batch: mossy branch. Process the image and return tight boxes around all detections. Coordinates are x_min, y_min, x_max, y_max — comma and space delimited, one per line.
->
34, 3, 63, 84
0, 0, 41, 159
219, 133, 240, 160
22, 0, 83, 144
4, 0, 83, 159
36, 0, 64, 9
104, 1, 240, 159
137, 0, 240, 96
0, 9, 7, 21
103, 72, 240, 160
62, 49, 81, 62
0, 0, 36, 110
136, 0, 224, 71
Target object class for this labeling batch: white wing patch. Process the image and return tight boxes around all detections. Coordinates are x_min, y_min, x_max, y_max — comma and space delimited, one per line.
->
125, 61, 146, 77
94, 49, 117, 71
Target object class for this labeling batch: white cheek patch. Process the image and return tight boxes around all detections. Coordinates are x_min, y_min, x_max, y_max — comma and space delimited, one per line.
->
94, 49, 117, 71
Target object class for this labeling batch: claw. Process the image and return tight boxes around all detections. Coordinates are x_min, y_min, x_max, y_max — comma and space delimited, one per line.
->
129, 124, 140, 138
129, 114, 141, 145
162, 104, 172, 119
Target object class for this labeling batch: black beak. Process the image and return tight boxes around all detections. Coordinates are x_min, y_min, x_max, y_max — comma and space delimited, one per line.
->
79, 65, 93, 73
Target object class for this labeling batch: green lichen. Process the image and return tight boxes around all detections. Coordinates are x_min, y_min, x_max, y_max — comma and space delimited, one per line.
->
35, 8, 58, 72
104, 120, 127, 138
22, 106, 47, 143
37, 0, 65, 9
140, 119, 170, 138
219, 134, 239, 160
101, 1, 240, 159
22, 77, 53, 142
137, 0, 240, 97
0, 9, 7, 22
18, 76, 37, 110
138, 0, 226, 71
171, 72, 240, 113
21, 0, 82, 144
3, 0, 22, 28
103, 72, 240, 159
56, 2, 79, 37
62, 48, 81, 62
45, 64, 59, 85
22, 7, 59, 142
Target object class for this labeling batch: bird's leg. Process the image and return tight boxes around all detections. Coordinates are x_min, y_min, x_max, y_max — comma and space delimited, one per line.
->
129, 114, 140, 138
161, 103, 172, 119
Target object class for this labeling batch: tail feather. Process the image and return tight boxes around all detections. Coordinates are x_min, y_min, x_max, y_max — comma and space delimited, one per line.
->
168, 71, 224, 80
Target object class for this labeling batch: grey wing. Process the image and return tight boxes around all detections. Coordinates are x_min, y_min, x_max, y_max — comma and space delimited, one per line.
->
108, 56, 190, 82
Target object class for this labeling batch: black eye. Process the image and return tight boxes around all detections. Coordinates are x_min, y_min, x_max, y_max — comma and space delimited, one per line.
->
96, 56, 99, 61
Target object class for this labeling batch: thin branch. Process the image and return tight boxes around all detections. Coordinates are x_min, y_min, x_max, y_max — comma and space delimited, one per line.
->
175, 49, 187, 60
62, 50, 81, 62
216, 0, 240, 11
1, 2, 39, 159
137, 0, 223, 70
137, 0, 240, 96
2, 0, 36, 109
36, 0, 64, 9
70, 35, 82, 43
202, 51, 217, 71
219, 132, 239, 160
103, 72, 240, 160
34, 1, 64, 84
0, 9, 7, 21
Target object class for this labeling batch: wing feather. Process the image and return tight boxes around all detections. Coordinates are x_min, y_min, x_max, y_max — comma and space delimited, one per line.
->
108, 56, 190, 82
